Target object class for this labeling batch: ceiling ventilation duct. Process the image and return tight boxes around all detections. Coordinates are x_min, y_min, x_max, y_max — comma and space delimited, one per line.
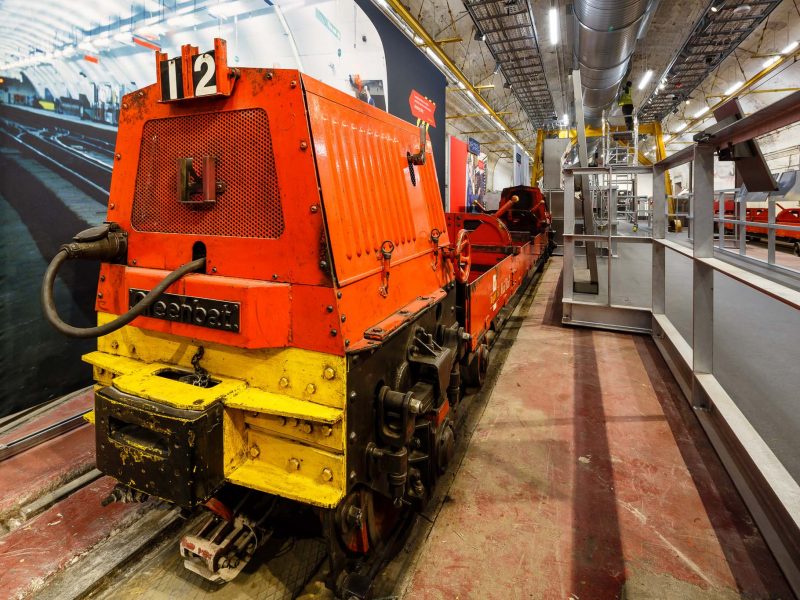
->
573, 0, 656, 121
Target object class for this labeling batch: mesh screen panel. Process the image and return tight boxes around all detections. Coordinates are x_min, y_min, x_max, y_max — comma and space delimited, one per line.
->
132, 109, 284, 238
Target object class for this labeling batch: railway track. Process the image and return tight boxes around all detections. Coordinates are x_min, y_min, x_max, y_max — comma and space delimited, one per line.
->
0, 118, 112, 201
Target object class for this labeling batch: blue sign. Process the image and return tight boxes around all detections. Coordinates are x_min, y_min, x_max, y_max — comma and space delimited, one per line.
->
468, 137, 480, 155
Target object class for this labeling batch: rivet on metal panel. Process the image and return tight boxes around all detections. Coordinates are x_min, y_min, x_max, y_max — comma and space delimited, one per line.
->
349, 470, 356, 481
211, 267, 217, 273
279, 376, 289, 388
131, 259, 137, 265
115, 153, 121, 160
330, 329, 338, 336
321, 468, 333, 482
326, 305, 334, 313
349, 431, 357, 442
306, 383, 317, 394
336, 292, 342, 299
320, 260, 328, 269
345, 339, 350, 347
272, 274, 278, 280
349, 391, 357, 400
97, 292, 103, 298
266, 71, 273, 80
300, 141, 308, 150
99, 275, 105, 282
137, 91, 144, 97
109, 203, 115, 209
310, 205, 319, 213
341, 315, 346, 322
290, 80, 297, 88
122, 103, 128, 109
323, 367, 336, 380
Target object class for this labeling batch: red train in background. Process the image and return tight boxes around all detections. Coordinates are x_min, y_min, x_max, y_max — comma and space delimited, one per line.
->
715, 197, 800, 255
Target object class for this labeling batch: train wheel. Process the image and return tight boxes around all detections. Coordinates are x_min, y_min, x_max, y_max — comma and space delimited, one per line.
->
453, 229, 471, 284
325, 487, 409, 599
464, 343, 489, 389
329, 487, 405, 557
794, 242, 800, 257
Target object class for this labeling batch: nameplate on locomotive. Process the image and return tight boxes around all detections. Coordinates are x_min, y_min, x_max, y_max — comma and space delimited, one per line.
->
128, 289, 240, 332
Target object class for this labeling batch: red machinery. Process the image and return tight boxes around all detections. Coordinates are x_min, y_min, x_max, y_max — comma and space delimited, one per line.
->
717, 199, 800, 255
40, 39, 552, 596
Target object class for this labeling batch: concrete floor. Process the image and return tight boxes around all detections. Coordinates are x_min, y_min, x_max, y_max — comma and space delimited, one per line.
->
569, 225, 800, 482
400, 258, 793, 599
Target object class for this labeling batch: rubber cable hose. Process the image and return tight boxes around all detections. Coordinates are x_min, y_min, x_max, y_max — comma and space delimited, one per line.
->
41, 252, 206, 339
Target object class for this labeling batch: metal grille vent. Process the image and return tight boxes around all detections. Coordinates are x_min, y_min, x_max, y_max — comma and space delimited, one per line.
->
132, 108, 284, 238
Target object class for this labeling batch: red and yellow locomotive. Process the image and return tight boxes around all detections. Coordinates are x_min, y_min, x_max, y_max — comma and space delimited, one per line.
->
41, 40, 552, 595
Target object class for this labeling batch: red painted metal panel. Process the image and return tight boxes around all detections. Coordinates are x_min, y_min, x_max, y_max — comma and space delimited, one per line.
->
449, 136, 468, 212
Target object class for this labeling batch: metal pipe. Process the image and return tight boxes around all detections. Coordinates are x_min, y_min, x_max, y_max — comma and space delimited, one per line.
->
573, 0, 658, 121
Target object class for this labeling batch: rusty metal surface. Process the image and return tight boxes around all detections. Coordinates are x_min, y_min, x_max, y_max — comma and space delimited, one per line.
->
400, 258, 792, 599
89, 526, 326, 600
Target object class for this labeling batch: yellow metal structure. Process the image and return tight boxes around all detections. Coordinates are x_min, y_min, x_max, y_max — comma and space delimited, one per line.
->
84, 313, 348, 508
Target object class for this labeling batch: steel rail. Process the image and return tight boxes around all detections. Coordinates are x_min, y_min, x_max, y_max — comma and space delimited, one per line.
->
0, 412, 89, 462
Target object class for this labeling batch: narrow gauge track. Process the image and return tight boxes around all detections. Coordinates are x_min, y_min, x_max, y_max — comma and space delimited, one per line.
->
0, 119, 111, 201
0, 263, 546, 600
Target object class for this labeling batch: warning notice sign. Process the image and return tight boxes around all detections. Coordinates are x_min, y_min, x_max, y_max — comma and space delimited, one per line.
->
408, 90, 436, 127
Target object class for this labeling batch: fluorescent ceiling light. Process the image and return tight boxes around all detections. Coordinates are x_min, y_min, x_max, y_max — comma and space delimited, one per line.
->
114, 32, 132, 43
167, 14, 199, 27
209, 2, 250, 19
781, 41, 799, 54
675, 123, 687, 132
136, 24, 167, 37
694, 107, 709, 118
562, 113, 568, 124
549, 8, 558, 46
763, 55, 780, 69
638, 69, 653, 90
725, 81, 743, 95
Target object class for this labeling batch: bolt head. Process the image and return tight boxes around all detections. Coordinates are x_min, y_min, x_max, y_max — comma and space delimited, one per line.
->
322, 425, 333, 436
306, 383, 317, 394
408, 398, 423, 414
249, 445, 260, 458
279, 376, 289, 388
310, 205, 319, 213
323, 367, 336, 380
300, 141, 308, 150
321, 467, 333, 482
300, 422, 312, 434
287, 457, 301, 471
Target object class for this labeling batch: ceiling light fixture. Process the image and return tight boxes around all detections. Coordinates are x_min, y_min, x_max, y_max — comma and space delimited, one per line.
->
763, 55, 780, 69
725, 81, 743, 95
638, 69, 653, 90
694, 107, 709, 118
710, 5, 718, 12
781, 41, 799, 54
675, 123, 687, 132
474, 29, 486, 42
549, 7, 559, 46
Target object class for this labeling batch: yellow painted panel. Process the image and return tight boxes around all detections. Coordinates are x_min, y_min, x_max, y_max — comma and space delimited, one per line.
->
83, 410, 96, 424
94, 314, 346, 409
112, 364, 247, 410
227, 388, 342, 423
227, 428, 345, 508
243, 412, 344, 453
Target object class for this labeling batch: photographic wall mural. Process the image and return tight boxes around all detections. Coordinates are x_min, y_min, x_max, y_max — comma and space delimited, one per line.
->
0, 0, 447, 415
